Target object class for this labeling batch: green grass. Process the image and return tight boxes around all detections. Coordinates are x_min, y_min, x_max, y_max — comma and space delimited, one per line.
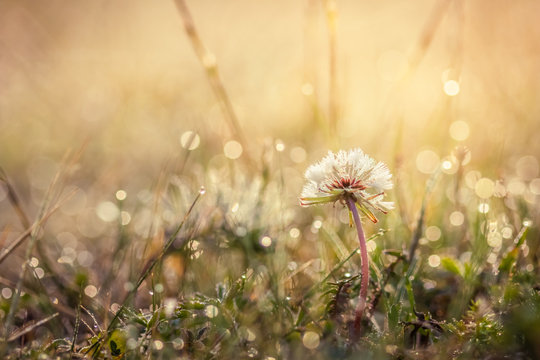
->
0, 145, 539, 359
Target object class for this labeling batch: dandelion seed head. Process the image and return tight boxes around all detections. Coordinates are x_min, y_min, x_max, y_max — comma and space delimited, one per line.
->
299, 148, 393, 222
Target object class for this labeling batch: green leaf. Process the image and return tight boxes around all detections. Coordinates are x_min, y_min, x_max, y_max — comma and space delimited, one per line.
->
405, 278, 416, 311
441, 257, 463, 277
388, 303, 402, 330
108, 329, 126, 357
515, 227, 528, 247
499, 248, 519, 274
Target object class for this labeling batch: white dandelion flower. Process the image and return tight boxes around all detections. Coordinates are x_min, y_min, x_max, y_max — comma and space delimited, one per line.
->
299, 148, 394, 337
299, 148, 393, 223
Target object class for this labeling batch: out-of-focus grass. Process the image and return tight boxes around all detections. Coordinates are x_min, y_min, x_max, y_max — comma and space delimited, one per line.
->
1, 0, 540, 359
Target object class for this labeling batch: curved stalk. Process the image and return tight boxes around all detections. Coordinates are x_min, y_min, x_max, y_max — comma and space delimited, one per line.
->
345, 195, 369, 339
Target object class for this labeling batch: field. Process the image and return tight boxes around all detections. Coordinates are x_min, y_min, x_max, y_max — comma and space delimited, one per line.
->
1, 0, 540, 358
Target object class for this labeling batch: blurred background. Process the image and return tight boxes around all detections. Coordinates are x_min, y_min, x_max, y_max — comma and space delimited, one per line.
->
0, 0, 540, 322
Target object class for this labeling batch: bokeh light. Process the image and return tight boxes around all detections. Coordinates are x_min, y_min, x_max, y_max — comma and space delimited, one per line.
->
475, 178, 495, 199
425, 226, 441, 241
428, 255, 441, 267
449, 211, 465, 226
224, 140, 243, 159
302, 331, 320, 350
416, 150, 440, 174
443, 80, 460, 96
180, 131, 201, 150
449, 121, 470, 141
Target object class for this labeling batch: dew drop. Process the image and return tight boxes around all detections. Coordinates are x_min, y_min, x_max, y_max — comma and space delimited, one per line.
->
302, 331, 320, 349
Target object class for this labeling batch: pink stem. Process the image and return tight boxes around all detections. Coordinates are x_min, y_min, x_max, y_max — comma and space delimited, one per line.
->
345, 195, 369, 339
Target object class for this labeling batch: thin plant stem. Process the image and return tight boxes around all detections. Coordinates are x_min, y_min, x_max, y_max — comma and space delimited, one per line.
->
408, 168, 441, 263
345, 195, 368, 338
173, 0, 255, 168
87, 187, 204, 358
323, 0, 338, 144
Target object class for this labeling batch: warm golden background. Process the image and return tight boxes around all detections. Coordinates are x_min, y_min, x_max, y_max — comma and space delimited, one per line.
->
1, 0, 539, 295
1, 2, 540, 357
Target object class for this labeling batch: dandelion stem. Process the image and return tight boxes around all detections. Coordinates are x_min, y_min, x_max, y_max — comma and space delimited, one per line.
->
345, 195, 369, 339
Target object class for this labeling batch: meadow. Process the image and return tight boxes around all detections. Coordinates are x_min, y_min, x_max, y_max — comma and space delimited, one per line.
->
1, 0, 540, 358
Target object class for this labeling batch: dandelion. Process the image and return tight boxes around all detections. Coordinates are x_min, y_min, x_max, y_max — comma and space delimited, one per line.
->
299, 148, 393, 338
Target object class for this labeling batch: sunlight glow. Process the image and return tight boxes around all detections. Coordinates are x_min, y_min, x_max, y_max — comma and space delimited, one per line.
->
290, 146, 307, 163
444, 80, 460, 96
260, 236, 272, 247
441, 158, 457, 174
96, 201, 119, 222
416, 150, 440, 174
2, 288, 13, 299
275, 141, 285, 152
425, 226, 441, 241
475, 178, 495, 199
530, 178, 540, 195
487, 253, 498, 264
449, 211, 464, 226
487, 232, 502, 248
507, 179, 525, 195
153, 340, 164, 351
301, 83, 314, 96
180, 131, 201, 150
289, 228, 300, 238
428, 255, 440, 267
366, 240, 377, 252
302, 331, 320, 350
449, 120, 470, 141
30, 257, 39, 267
205, 305, 219, 318
377, 50, 408, 82
84, 285, 98, 298
173, 338, 185, 350
224, 140, 243, 159
35, 268, 45, 279
120, 211, 131, 225
115, 190, 127, 201
478, 203, 490, 214
501, 227, 513, 239
465, 171, 481, 189
516, 155, 539, 180
442, 160, 453, 170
